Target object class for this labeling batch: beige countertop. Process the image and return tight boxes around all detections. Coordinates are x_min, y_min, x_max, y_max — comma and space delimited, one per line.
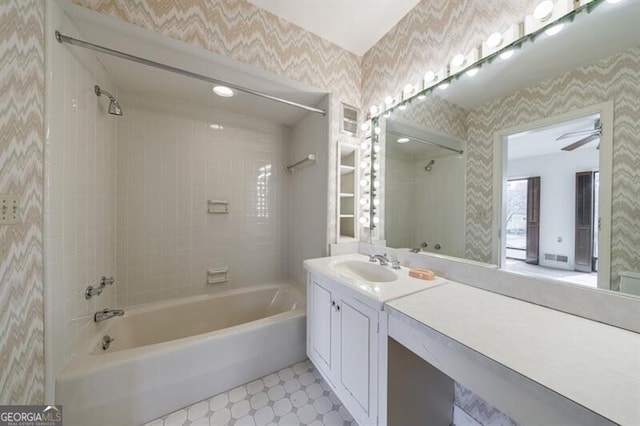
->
387, 282, 640, 425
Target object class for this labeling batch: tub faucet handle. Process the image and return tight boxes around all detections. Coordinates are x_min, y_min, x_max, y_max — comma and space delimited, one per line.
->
94, 308, 125, 322
101, 276, 115, 286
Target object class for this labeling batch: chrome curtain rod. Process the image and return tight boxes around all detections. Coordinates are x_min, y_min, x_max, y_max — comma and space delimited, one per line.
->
386, 130, 464, 155
55, 31, 326, 116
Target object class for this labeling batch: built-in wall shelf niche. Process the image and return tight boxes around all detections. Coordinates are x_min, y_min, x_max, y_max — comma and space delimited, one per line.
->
337, 138, 360, 242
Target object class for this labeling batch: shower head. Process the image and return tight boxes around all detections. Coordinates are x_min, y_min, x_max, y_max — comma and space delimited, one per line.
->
94, 85, 123, 116
425, 160, 435, 172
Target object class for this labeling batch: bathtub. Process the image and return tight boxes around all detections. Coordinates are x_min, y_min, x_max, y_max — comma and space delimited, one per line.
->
56, 283, 306, 426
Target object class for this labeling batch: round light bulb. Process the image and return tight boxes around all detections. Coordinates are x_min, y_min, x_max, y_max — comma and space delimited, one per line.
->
451, 54, 466, 68
373, 198, 380, 206
486, 32, 503, 48
373, 162, 380, 171
372, 217, 380, 224
373, 180, 380, 188
213, 86, 234, 97
403, 84, 414, 94
397, 137, 410, 143
383, 111, 391, 118
438, 83, 450, 90
370, 105, 379, 115
374, 126, 381, 134
373, 145, 381, 153
360, 198, 368, 206
360, 160, 369, 169
359, 217, 368, 225
384, 96, 394, 106
360, 142, 369, 150
417, 94, 426, 100
466, 67, 479, 77
360, 121, 370, 131
424, 71, 436, 82
360, 179, 369, 187
533, 0, 554, 22
398, 104, 407, 111
545, 23, 564, 36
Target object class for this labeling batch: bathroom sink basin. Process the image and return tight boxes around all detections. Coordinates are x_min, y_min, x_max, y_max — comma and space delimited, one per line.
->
331, 260, 398, 283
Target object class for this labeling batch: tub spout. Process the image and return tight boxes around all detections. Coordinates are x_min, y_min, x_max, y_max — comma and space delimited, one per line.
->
94, 308, 124, 322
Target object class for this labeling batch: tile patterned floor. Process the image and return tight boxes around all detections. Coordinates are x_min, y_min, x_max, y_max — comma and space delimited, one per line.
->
145, 360, 358, 426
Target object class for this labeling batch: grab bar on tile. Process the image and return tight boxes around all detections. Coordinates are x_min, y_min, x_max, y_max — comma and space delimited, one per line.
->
285, 154, 316, 173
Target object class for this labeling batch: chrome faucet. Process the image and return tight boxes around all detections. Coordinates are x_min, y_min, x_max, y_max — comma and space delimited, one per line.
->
410, 242, 428, 253
369, 254, 389, 266
94, 308, 124, 323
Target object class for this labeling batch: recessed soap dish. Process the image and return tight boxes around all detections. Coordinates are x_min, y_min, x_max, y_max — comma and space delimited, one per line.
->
207, 267, 229, 284
208, 200, 229, 214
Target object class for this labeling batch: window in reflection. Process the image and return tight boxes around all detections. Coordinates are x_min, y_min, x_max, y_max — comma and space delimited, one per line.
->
255, 164, 271, 218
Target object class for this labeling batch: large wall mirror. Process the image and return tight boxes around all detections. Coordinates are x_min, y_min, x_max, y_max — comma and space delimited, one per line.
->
369, 0, 640, 296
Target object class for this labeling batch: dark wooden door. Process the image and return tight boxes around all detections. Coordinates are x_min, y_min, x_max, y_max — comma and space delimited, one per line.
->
525, 177, 541, 264
575, 171, 595, 272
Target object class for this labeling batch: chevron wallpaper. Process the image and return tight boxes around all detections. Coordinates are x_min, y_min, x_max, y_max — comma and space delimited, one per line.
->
0, 0, 45, 404
361, 0, 539, 111
465, 47, 640, 290
2, 0, 636, 415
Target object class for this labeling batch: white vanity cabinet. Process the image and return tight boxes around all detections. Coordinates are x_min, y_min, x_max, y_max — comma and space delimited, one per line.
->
307, 272, 380, 426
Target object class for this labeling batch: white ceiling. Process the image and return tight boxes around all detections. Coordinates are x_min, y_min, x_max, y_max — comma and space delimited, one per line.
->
508, 115, 599, 160
386, 118, 465, 159
246, 0, 420, 56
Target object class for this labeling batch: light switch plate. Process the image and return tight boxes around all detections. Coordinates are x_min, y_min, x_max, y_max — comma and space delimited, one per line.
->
0, 194, 21, 226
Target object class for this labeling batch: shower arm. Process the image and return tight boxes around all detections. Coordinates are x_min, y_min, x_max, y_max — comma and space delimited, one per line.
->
55, 31, 326, 116
94, 85, 116, 101
387, 130, 464, 155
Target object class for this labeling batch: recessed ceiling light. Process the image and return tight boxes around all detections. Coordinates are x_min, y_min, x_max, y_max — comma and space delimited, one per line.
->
213, 86, 234, 97
209, 124, 224, 130
397, 138, 410, 143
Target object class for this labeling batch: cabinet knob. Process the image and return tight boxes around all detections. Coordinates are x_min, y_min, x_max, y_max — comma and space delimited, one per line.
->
336, 304, 340, 312
331, 300, 336, 306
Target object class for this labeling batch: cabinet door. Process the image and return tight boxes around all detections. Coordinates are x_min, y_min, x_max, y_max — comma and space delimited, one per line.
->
308, 279, 334, 378
339, 297, 378, 424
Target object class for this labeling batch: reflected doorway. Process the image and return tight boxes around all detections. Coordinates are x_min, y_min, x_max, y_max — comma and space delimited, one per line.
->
500, 113, 604, 288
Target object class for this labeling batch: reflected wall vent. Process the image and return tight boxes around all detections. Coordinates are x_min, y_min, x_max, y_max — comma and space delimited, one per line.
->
544, 253, 568, 262
340, 103, 358, 136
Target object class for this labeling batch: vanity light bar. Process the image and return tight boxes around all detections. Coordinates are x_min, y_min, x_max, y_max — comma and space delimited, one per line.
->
368, 0, 607, 119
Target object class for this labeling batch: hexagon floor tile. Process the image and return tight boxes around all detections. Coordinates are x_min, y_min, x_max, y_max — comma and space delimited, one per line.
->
145, 359, 358, 426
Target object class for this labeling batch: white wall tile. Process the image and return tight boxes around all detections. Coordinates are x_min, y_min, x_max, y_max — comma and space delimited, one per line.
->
115, 93, 290, 305
44, 5, 118, 398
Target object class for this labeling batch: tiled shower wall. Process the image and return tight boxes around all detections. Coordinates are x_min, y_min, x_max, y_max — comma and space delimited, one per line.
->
44, 1, 117, 400
114, 93, 290, 306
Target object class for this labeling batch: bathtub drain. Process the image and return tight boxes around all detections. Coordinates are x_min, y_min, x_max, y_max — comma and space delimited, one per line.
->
102, 335, 115, 350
